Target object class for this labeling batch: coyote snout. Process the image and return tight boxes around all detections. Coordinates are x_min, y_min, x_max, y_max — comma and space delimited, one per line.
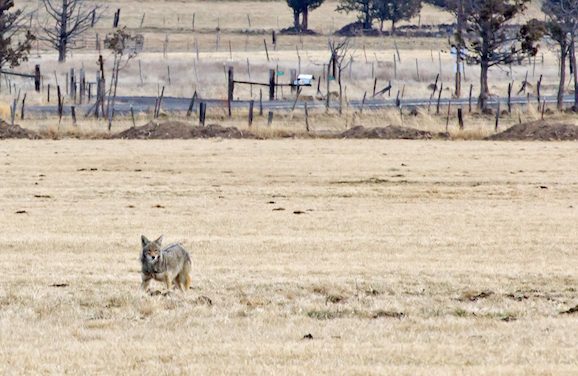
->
140, 235, 192, 292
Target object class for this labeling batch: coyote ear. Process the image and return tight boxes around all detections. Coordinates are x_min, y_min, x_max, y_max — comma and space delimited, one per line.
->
154, 235, 163, 245
141, 235, 150, 247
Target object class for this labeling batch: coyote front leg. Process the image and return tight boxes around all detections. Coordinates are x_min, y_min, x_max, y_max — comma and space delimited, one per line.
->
141, 275, 152, 291
164, 274, 173, 291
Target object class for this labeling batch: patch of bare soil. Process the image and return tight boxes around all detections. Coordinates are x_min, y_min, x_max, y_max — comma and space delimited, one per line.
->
0, 121, 38, 139
340, 125, 448, 140
278, 27, 318, 36
113, 121, 256, 140
487, 121, 578, 141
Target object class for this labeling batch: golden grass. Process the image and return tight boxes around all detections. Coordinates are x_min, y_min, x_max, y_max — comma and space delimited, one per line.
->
14, 101, 577, 141
0, 139, 577, 374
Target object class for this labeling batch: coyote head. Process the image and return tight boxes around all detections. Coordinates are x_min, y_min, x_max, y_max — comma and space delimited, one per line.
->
141, 235, 163, 263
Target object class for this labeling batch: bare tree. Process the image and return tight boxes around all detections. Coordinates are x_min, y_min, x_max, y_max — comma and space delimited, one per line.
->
39, 0, 101, 62
327, 38, 353, 114
105, 27, 139, 130
0, 0, 35, 70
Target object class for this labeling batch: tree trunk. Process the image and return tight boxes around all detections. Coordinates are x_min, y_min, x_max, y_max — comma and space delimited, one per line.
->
293, 9, 300, 31
557, 42, 567, 111
571, 37, 578, 110
391, 21, 396, 35
478, 34, 490, 111
478, 60, 489, 111
455, 0, 464, 98
302, 7, 308, 31
363, 3, 371, 29
58, 0, 68, 62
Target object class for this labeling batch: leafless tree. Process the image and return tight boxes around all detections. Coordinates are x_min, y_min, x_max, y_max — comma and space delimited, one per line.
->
327, 38, 353, 114
39, 0, 102, 62
105, 27, 139, 130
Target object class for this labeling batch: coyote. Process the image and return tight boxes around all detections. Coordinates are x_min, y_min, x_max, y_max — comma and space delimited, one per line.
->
140, 235, 192, 292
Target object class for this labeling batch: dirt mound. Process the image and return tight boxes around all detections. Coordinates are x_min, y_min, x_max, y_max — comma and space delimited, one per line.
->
340, 125, 448, 140
334, 22, 380, 37
487, 121, 578, 141
113, 121, 255, 139
278, 27, 318, 36
0, 121, 38, 139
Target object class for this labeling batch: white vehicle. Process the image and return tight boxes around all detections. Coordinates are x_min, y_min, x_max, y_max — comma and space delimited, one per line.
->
293, 74, 314, 86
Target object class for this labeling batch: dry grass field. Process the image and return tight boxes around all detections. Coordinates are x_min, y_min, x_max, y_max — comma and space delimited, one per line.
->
1, 139, 577, 374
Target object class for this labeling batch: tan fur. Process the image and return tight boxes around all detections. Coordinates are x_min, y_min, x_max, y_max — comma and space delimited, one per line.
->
140, 235, 193, 293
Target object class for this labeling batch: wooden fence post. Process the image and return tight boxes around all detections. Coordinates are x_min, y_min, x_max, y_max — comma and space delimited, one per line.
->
468, 84, 473, 113
199, 102, 206, 127
290, 69, 297, 93
263, 39, 270, 62
113, 9, 120, 28
495, 100, 500, 132
71, 106, 77, 126
436, 82, 443, 115
457, 108, 464, 130
360, 91, 367, 114
20, 93, 26, 120
227, 66, 234, 118
537, 74, 542, 106
259, 89, 263, 115
267, 111, 273, 126
304, 102, 309, 132
34, 65, 40, 92
130, 105, 136, 127
248, 100, 254, 127
507, 82, 512, 114
186, 91, 197, 118
445, 99, 451, 132
57, 85, 63, 121
269, 69, 275, 100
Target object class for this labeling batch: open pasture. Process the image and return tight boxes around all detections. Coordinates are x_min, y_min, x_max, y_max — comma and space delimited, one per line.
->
0, 139, 577, 374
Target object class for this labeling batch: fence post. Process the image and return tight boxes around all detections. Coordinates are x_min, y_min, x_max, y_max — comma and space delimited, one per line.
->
71, 106, 77, 126
267, 111, 273, 126
360, 91, 367, 115
263, 39, 270, 62
259, 89, 263, 116
290, 69, 297, 93
507, 82, 512, 114
199, 102, 206, 127
113, 9, 120, 28
268, 69, 275, 100
34, 65, 40, 92
304, 102, 309, 132
20, 93, 26, 120
468, 84, 473, 113
248, 100, 254, 127
227, 66, 234, 118
457, 108, 464, 130
186, 91, 197, 118
436, 82, 443, 115
495, 100, 500, 132
57, 85, 63, 121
